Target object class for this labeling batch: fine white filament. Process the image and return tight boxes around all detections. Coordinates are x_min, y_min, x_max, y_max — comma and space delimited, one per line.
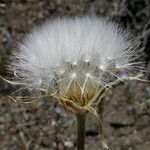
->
10, 16, 143, 98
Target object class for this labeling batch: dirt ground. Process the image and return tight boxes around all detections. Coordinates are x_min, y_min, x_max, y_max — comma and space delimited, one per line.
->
0, 1, 150, 150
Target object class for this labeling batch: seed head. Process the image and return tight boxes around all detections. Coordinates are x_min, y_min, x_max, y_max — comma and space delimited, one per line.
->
10, 16, 143, 106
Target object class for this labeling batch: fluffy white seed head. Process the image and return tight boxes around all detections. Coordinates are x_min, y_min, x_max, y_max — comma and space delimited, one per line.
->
10, 16, 143, 99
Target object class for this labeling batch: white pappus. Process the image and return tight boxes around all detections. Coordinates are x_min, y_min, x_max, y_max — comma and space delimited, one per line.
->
10, 16, 143, 102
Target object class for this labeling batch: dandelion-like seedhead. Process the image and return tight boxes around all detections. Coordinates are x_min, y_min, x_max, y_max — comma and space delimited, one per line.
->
5, 16, 145, 150
10, 16, 143, 106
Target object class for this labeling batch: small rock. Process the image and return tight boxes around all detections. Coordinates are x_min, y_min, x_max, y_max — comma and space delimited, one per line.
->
31, 102, 42, 110
64, 141, 74, 148
8, 123, 21, 134
55, 107, 67, 117
8, 126, 17, 134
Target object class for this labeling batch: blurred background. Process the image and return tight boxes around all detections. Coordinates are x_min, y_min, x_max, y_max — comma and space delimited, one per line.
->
0, 0, 150, 150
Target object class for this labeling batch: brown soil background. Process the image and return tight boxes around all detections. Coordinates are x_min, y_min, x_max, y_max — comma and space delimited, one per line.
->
0, 0, 150, 150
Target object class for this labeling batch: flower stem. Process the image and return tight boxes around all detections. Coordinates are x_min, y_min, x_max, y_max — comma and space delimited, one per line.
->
76, 113, 86, 150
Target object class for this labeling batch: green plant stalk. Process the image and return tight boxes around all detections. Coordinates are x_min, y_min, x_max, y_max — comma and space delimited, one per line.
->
76, 113, 86, 150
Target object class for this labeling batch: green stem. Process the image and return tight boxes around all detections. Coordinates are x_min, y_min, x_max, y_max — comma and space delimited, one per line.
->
76, 113, 86, 150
